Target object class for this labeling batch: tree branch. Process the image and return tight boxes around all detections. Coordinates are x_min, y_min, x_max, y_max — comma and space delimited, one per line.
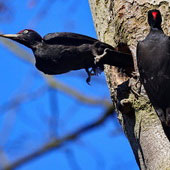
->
4, 106, 114, 170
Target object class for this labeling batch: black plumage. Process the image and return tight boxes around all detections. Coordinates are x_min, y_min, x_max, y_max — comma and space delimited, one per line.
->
0, 30, 133, 83
137, 9, 170, 126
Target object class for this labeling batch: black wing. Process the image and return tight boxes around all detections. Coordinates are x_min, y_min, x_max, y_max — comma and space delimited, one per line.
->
100, 49, 134, 68
43, 32, 98, 46
137, 37, 170, 107
43, 32, 134, 69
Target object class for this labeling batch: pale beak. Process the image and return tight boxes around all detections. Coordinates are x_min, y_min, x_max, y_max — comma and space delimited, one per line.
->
0, 34, 20, 39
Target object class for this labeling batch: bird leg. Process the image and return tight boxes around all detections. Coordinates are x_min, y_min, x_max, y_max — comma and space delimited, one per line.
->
85, 67, 102, 85
85, 68, 93, 85
93, 48, 108, 64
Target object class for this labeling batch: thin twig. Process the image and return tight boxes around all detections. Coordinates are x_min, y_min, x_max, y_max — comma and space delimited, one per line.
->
4, 106, 114, 170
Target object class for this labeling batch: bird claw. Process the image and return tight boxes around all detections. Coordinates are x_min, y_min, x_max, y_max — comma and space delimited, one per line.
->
131, 71, 140, 79
86, 77, 91, 85
85, 68, 93, 85
93, 48, 108, 64
85, 67, 102, 85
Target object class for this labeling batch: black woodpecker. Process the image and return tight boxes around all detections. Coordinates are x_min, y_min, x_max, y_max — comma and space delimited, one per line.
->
0, 30, 134, 84
137, 9, 170, 126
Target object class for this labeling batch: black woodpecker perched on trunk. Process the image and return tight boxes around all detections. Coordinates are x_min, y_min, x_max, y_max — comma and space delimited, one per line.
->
0, 30, 134, 84
137, 9, 170, 126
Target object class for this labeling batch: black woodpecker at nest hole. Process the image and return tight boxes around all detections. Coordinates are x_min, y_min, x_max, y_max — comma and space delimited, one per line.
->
137, 9, 170, 126
0, 30, 134, 84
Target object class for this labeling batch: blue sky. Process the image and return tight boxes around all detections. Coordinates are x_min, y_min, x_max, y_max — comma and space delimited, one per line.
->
0, 0, 138, 170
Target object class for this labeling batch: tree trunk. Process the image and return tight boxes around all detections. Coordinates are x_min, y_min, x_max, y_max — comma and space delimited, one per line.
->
88, 0, 170, 169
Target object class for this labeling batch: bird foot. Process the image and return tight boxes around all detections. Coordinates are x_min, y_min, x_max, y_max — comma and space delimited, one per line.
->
131, 71, 140, 79
93, 48, 108, 64
85, 68, 91, 85
85, 68, 95, 85
86, 77, 91, 85
85, 67, 102, 85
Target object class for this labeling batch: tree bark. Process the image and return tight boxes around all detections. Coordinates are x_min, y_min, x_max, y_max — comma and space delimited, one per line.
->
88, 0, 170, 169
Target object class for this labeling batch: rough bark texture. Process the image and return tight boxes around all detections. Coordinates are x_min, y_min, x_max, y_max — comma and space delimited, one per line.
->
88, 0, 170, 169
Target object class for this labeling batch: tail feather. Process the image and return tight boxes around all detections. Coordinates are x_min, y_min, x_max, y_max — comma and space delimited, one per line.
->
166, 107, 170, 126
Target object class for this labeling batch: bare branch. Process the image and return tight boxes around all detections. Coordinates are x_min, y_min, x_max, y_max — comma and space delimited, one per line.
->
45, 76, 111, 108
4, 106, 114, 170
65, 148, 81, 170
48, 87, 59, 137
0, 86, 47, 113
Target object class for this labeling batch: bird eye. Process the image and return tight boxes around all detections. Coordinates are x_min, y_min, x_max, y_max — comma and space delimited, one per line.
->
23, 30, 29, 34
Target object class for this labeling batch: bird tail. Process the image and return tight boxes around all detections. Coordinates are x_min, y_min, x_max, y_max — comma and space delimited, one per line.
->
166, 107, 170, 126
155, 107, 170, 127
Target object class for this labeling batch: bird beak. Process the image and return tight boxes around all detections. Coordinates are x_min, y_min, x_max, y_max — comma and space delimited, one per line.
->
0, 34, 20, 39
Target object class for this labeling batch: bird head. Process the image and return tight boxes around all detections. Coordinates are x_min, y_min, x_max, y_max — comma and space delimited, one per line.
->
148, 9, 162, 29
0, 29, 42, 49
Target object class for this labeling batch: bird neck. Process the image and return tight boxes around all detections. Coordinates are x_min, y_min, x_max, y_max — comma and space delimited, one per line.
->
150, 26, 163, 32
30, 41, 42, 50
21, 40, 42, 51
150, 22, 162, 31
